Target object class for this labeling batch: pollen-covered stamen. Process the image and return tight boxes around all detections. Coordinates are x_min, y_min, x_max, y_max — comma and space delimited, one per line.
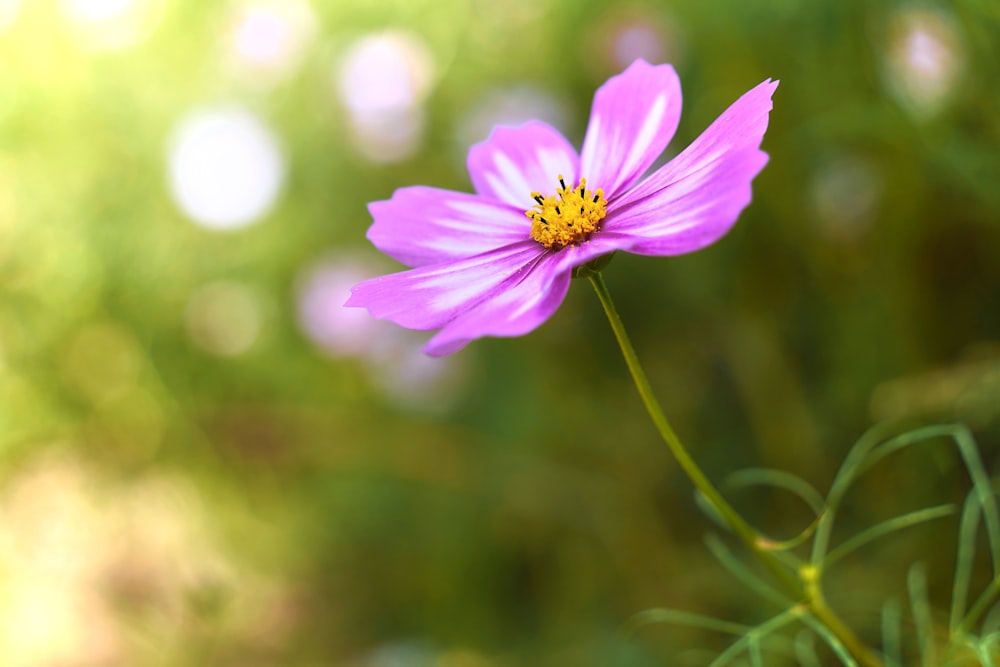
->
525, 175, 608, 250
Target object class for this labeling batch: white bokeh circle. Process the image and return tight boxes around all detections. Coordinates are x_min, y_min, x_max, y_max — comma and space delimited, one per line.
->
167, 106, 285, 231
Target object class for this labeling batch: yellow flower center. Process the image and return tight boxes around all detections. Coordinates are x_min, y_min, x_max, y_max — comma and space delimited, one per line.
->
525, 175, 608, 250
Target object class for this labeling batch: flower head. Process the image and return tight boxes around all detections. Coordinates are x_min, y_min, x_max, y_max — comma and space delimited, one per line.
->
346, 60, 778, 356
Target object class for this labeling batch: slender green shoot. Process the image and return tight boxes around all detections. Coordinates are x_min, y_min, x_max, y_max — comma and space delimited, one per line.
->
795, 629, 822, 667
984, 603, 1000, 635
957, 636, 996, 667
627, 608, 751, 637
590, 273, 885, 667
951, 491, 982, 634
825, 504, 956, 569
723, 468, 826, 550
951, 424, 1000, 578
708, 608, 801, 667
960, 578, 1000, 636
812, 424, 1000, 577
726, 467, 827, 517
881, 599, 902, 667
908, 563, 936, 667
800, 612, 859, 667
811, 424, 902, 567
705, 533, 795, 608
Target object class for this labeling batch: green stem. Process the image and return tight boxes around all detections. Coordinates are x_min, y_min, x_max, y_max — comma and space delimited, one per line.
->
588, 272, 883, 667
958, 576, 1000, 636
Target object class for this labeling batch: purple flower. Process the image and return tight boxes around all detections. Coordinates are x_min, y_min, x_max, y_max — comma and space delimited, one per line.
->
346, 60, 778, 356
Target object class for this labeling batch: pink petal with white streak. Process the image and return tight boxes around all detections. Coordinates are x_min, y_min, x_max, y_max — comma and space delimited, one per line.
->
467, 120, 579, 209
424, 252, 572, 356
606, 78, 778, 255
579, 60, 682, 198
345, 240, 547, 332
367, 187, 530, 268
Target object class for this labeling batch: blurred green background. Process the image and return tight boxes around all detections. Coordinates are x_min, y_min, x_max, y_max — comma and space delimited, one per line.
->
1, 0, 999, 664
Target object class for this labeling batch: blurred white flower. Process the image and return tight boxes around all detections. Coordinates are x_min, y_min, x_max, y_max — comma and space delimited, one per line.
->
351, 108, 427, 164
884, 8, 964, 117
367, 327, 465, 413
335, 31, 435, 163
296, 255, 392, 358
167, 106, 285, 231
336, 31, 435, 116
583, 6, 680, 74
296, 254, 465, 411
226, 0, 317, 88
611, 23, 668, 68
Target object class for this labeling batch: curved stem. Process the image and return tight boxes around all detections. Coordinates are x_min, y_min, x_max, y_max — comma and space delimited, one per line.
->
588, 272, 883, 667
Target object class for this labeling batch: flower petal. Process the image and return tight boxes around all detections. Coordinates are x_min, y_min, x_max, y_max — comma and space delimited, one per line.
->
467, 121, 579, 209
606, 78, 778, 255
579, 60, 682, 199
367, 187, 530, 268
345, 240, 547, 334
424, 252, 571, 356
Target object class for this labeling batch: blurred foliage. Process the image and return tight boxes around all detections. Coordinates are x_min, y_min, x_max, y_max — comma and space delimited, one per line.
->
1, 0, 999, 665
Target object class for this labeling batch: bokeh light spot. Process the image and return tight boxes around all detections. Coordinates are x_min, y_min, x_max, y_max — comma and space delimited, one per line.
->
226, 0, 317, 88
336, 31, 435, 116
612, 23, 667, 67
296, 255, 466, 412
296, 256, 390, 359
167, 106, 285, 231
810, 155, 881, 243
884, 8, 964, 117
335, 31, 435, 163
367, 329, 465, 413
350, 109, 426, 164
